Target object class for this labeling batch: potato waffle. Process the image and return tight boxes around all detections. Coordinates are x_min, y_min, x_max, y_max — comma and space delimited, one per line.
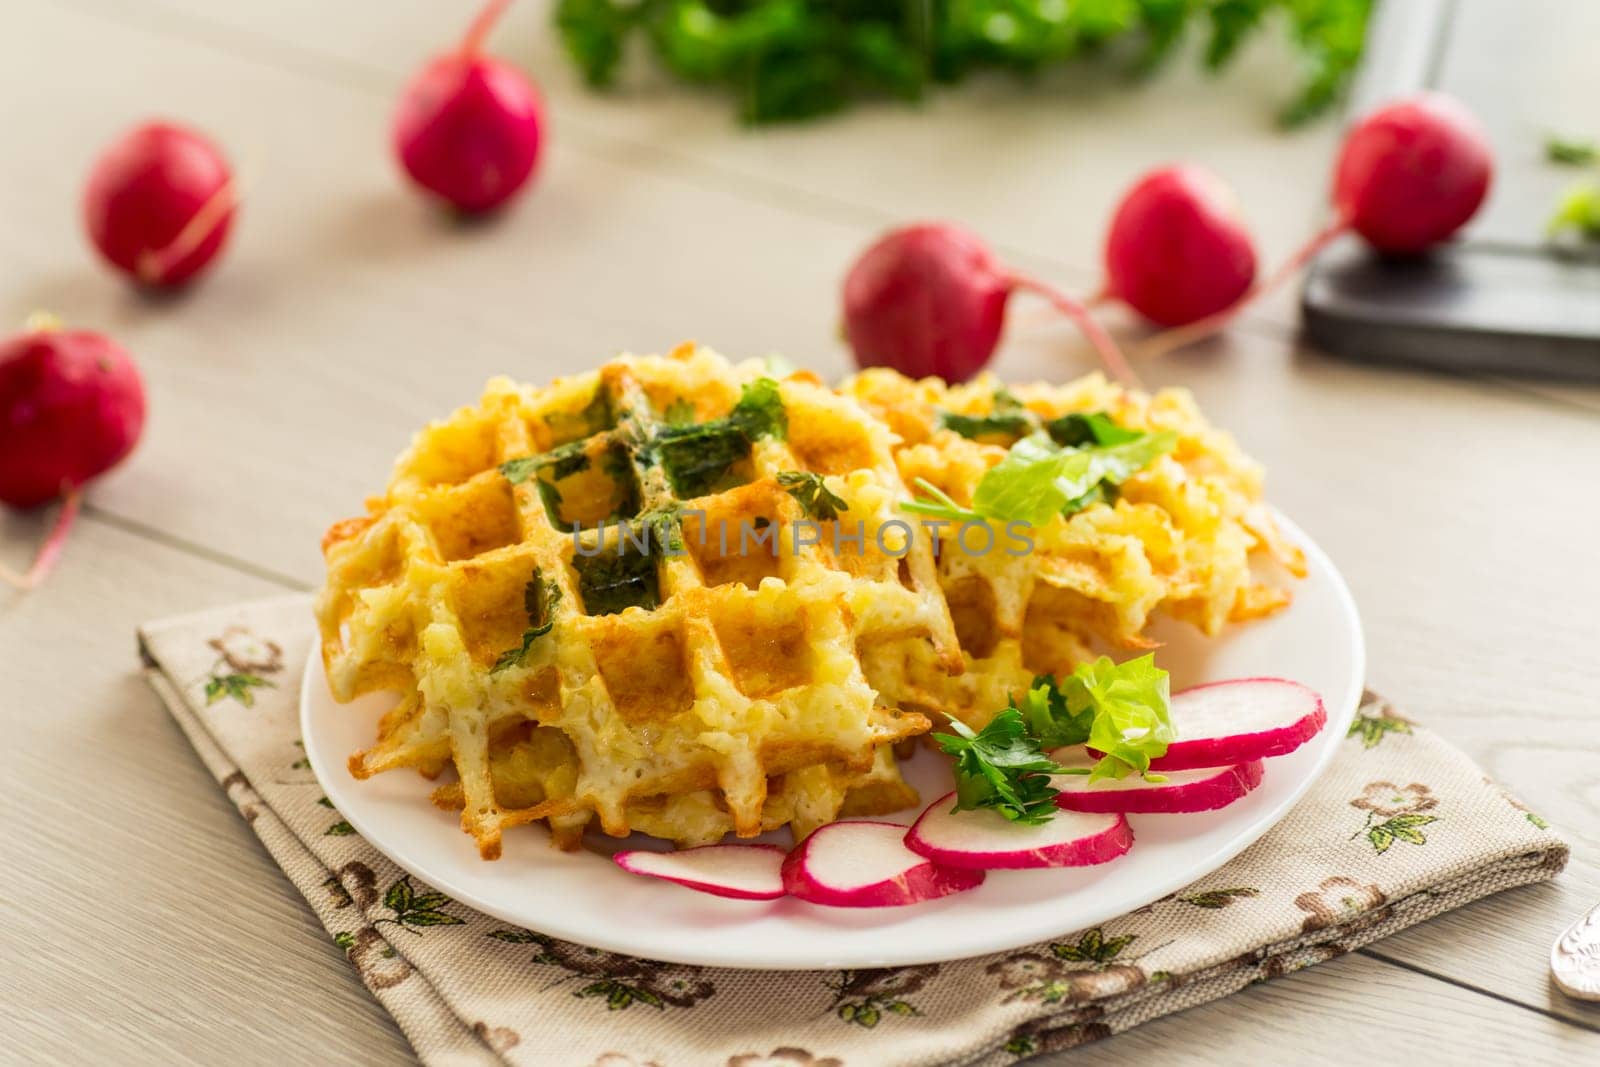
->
316, 345, 957, 856
841, 368, 1306, 726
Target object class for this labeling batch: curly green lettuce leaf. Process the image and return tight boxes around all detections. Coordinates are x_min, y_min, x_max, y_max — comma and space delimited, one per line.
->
1062, 654, 1175, 781
936, 654, 1176, 822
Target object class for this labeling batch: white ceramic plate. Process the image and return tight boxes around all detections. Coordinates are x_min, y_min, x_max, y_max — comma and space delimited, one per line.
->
303, 511, 1363, 970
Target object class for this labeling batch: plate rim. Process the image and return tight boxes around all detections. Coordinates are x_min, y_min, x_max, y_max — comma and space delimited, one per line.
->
302, 509, 1365, 970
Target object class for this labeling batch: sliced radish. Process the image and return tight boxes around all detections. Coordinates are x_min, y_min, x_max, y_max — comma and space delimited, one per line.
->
613, 844, 787, 901
1093, 677, 1325, 771
905, 793, 1133, 870
781, 820, 985, 907
1052, 756, 1264, 814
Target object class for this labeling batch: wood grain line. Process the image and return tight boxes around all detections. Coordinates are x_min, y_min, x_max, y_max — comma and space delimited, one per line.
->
80, 505, 311, 592
1360, 948, 1600, 1035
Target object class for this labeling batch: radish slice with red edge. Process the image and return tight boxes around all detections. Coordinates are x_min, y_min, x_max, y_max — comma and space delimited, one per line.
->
781, 820, 984, 907
1092, 677, 1325, 771
613, 844, 786, 901
1052, 756, 1264, 814
905, 793, 1133, 870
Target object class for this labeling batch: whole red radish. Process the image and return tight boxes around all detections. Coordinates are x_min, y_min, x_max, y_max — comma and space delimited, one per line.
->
394, 0, 544, 214
0, 319, 146, 588
1102, 164, 1257, 328
1143, 91, 1494, 356
1333, 92, 1493, 254
843, 223, 1137, 386
84, 121, 236, 287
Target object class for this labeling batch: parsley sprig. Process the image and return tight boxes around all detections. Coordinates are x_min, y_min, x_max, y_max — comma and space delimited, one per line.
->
935, 655, 1174, 823
936, 709, 1064, 825
491, 572, 561, 674
777, 470, 849, 520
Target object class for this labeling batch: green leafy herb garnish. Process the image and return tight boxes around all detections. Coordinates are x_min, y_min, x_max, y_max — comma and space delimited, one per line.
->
650, 378, 788, 497
1070, 654, 1175, 781
777, 471, 848, 521
663, 398, 696, 426
553, 0, 1373, 128
1019, 673, 1096, 751
491, 572, 561, 674
1548, 181, 1600, 240
501, 442, 593, 487
498, 456, 540, 485
939, 393, 1036, 440
551, 443, 595, 481
1547, 135, 1598, 166
934, 709, 1066, 825
936, 655, 1175, 822
904, 429, 1177, 527
940, 410, 1035, 440
1045, 411, 1144, 448
510, 442, 640, 532
574, 544, 661, 615
728, 377, 787, 441
656, 428, 753, 498
636, 502, 685, 553
545, 387, 614, 442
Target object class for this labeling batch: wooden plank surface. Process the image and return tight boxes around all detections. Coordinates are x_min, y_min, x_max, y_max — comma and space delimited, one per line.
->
3, 0, 1598, 1063
64, 0, 1342, 328
0, 515, 410, 1064
1071, 951, 1598, 1065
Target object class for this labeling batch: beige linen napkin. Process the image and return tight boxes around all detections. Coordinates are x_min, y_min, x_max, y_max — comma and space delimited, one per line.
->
140, 596, 1566, 1067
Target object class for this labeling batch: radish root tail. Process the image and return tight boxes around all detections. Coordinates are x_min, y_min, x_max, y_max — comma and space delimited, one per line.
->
136, 176, 240, 285
1140, 216, 1350, 359
461, 0, 516, 56
0, 485, 82, 591
1009, 274, 1142, 390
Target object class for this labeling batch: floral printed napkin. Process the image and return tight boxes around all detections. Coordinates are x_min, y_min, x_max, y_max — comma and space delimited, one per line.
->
140, 596, 1567, 1067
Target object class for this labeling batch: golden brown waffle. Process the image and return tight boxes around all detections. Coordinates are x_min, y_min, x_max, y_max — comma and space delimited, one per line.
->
316, 345, 957, 857
841, 368, 1306, 727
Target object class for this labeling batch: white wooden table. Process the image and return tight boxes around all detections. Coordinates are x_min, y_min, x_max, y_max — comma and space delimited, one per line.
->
3, 2, 1598, 1062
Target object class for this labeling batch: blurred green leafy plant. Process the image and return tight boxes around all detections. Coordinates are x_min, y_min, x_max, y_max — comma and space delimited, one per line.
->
555, 0, 1373, 125
1545, 132, 1600, 242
